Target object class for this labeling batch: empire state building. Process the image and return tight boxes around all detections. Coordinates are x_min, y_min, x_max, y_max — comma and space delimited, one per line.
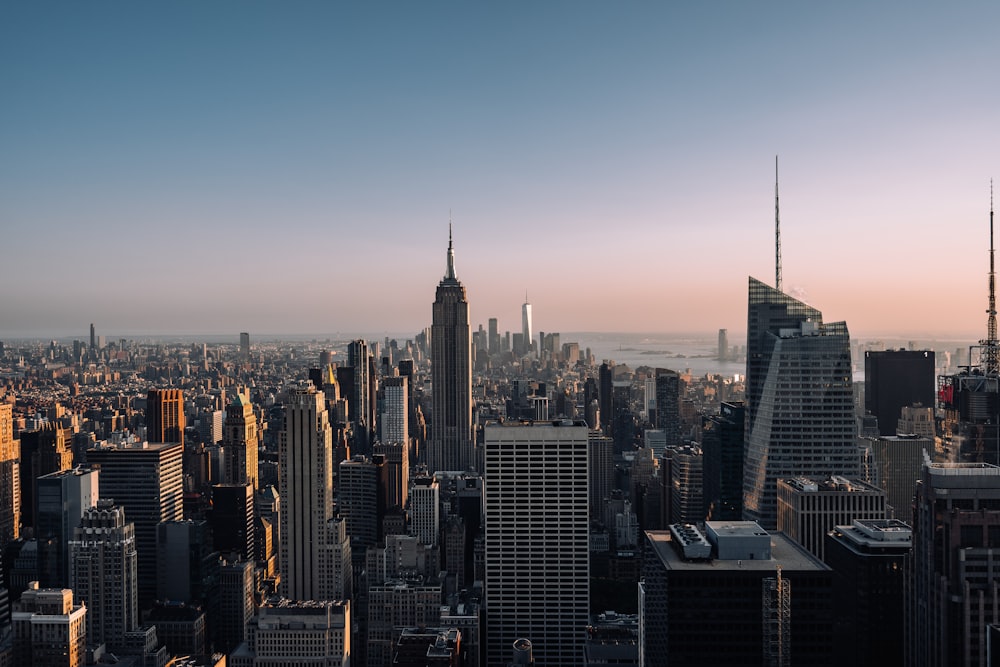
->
429, 226, 474, 473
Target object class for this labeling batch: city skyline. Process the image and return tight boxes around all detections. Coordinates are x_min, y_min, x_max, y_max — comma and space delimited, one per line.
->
4, 3, 1000, 339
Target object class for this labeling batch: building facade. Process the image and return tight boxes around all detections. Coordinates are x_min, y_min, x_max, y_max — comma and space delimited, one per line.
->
429, 228, 474, 474
484, 420, 589, 667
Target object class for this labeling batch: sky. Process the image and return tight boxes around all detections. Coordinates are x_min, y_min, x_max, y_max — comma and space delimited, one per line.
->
2, 2, 1000, 341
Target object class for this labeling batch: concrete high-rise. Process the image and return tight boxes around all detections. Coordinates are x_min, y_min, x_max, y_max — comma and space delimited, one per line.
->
69, 500, 138, 650
907, 461, 1000, 666
429, 227, 473, 473
85, 441, 183, 609
230, 598, 351, 667
223, 389, 259, 489
743, 277, 860, 529
279, 382, 334, 601
0, 403, 20, 550
380, 375, 409, 445
146, 388, 185, 446
864, 433, 934, 520
484, 420, 589, 667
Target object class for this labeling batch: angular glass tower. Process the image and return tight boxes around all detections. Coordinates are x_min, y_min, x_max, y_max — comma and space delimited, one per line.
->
429, 227, 473, 473
743, 277, 859, 528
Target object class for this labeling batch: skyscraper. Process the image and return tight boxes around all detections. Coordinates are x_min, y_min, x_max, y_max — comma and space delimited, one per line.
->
908, 461, 1000, 666
654, 368, 680, 447
380, 375, 408, 445
484, 420, 589, 667
279, 382, 334, 601
521, 293, 532, 357
0, 403, 20, 550
146, 389, 185, 446
69, 500, 138, 650
743, 277, 859, 529
223, 390, 259, 489
85, 441, 183, 609
348, 339, 374, 453
36, 468, 99, 588
429, 227, 473, 473
239, 332, 250, 359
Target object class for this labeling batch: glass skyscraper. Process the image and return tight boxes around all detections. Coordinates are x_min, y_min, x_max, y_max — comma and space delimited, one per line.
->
743, 277, 859, 529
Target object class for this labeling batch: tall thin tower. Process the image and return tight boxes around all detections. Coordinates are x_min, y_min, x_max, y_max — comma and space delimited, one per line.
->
985, 181, 998, 374
775, 155, 782, 293
522, 291, 533, 357
429, 225, 474, 473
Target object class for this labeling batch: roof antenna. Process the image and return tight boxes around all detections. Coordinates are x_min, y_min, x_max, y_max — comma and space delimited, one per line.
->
987, 180, 998, 374
775, 155, 782, 293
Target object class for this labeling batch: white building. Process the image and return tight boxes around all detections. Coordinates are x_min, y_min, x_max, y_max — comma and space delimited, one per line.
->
484, 420, 589, 667
230, 598, 351, 667
409, 476, 440, 547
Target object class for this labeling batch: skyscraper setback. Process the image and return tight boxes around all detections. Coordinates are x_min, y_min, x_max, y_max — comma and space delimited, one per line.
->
429, 227, 473, 473
743, 277, 859, 529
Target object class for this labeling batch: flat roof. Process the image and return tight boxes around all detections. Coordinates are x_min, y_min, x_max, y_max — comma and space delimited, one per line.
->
645, 530, 829, 572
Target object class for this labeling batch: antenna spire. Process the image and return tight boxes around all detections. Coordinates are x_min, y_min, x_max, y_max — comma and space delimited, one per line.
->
445, 216, 456, 280
987, 180, 998, 373
775, 155, 782, 292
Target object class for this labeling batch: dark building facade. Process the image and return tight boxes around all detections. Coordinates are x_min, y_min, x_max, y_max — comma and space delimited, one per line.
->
865, 349, 935, 436
702, 401, 745, 521
429, 228, 473, 473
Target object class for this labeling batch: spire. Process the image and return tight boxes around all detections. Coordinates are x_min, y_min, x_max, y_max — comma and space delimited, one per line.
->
445, 220, 457, 280
775, 155, 782, 293
987, 180, 998, 373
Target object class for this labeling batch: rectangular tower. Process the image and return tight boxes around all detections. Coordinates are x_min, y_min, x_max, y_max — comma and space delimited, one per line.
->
0, 403, 20, 550
146, 389, 185, 446
864, 349, 935, 436
484, 420, 589, 667
278, 382, 334, 601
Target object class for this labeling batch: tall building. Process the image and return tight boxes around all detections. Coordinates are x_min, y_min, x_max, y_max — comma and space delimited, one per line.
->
701, 401, 745, 521
279, 382, 334, 601
825, 519, 910, 667
211, 483, 255, 560
348, 339, 375, 453
743, 277, 860, 529
907, 461, 1000, 667
484, 420, 589, 667
12, 583, 87, 667
409, 476, 439, 547
223, 390, 259, 489
69, 500, 138, 650
429, 227, 474, 473
0, 403, 19, 550
864, 433, 933, 520
146, 389, 185, 446
239, 332, 250, 359
85, 441, 184, 609
864, 349, 935, 436
488, 317, 499, 356
654, 369, 680, 447
36, 468, 99, 588
373, 440, 408, 510
380, 375, 409, 445
639, 522, 833, 666
668, 444, 704, 524
338, 455, 381, 557
19, 424, 74, 531
776, 476, 887, 561
718, 328, 729, 362
521, 294, 533, 358
588, 433, 614, 522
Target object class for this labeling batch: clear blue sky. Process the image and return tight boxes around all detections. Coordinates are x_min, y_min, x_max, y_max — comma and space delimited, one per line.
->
2, 2, 999, 339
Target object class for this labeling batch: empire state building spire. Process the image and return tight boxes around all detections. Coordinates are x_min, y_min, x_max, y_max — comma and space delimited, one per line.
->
446, 222, 457, 280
